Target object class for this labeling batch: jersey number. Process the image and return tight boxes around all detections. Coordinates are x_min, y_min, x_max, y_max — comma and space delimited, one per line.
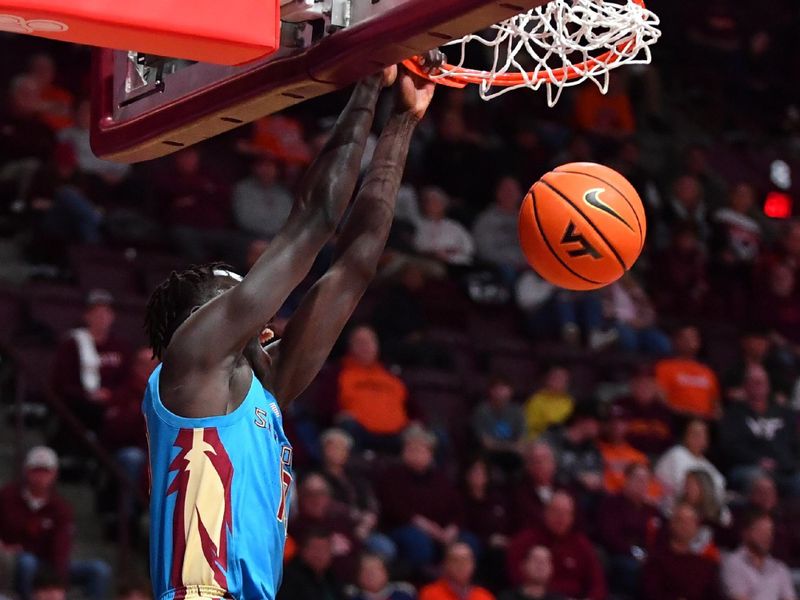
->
276, 446, 293, 523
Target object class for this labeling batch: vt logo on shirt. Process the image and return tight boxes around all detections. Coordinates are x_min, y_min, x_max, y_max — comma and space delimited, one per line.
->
745, 417, 784, 440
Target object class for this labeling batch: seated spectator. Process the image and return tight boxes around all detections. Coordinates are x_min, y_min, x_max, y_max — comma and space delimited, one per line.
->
726, 475, 800, 570
0, 75, 55, 167
336, 326, 409, 453
232, 155, 293, 241
506, 491, 606, 600
604, 274, 672, 355
660, 175, 710, 244
278, 529, 344, 600
472, 376, 525, 467
573, 74, 635, 139
290, 473, 393, 580
156, 147, 243, 266
722, 328, 788, 404
419, 543, 494, 600
511, 442, 558, 529
718, 365, 800, 495
655, 419, 726, 511
472, 176, 528, 282
754, 263, 800, 352
461, 457, 510, 586
540, 408, 604, 498
318, 428, 379, 519
376, 426, 461, 571
348, 553, 416, 600
613, 365, 674, 456
239, 114, 312, 166
655, 325, 720, 419
597, 464, 661, 598
523, 365, 575, 439
711, 183, 763, 269
598, 405, 662, 500
26, 53, 73, 131
50, 290, 128, 434
674, 470, 731, 551
642, 503, 721, 600
31, 573, 66, 600
721, 513, 796, 600
650, 225, 709, 318
0, 447, 111, 600
414, 186, 475, 266
498, 545, 565, 600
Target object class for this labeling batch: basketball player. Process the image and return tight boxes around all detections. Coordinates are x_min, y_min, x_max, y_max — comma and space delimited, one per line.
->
141, 63, 435, 600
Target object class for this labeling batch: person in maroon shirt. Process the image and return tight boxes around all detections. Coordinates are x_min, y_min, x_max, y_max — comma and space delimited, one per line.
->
376, 425, 462, 572
506, 491, 607, 600
642, 502, 721, 600
597, 463, 662, 597
511, 442, 559, 530
49, 289, 128, 434
613, 366, 674, 457
0, 447, 110, 600
754, 263, 800, 346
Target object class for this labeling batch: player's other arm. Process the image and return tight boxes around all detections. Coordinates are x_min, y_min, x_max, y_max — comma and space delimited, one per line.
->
164, 75, 386, 371
268, 68, 436, 406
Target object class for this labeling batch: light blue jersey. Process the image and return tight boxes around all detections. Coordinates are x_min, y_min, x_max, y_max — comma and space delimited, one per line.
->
143, 364, 292, 600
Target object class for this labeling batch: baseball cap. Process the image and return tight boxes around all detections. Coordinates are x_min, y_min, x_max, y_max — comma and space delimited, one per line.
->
86, 289, 114, 307
24, 446, 58, 470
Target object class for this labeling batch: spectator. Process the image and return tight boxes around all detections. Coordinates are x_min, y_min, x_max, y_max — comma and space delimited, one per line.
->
720, 513, 796, 600
25, 53, 73, 131
661, 175, 709, 243
613, 365, 674, 456
677, 469, 731, 539
290, 473, 388, 580
349, 553, 416, 600
460, 457, 510, 585
155, 147, 243, 266
683, 144, 728, 211
651, 225, 709, 317
597, 404, 661, 499
573, 74, 636, 139
655, 419, 726, 511
506, 491, 607, 600
31, 573, 66, 600
50, 289, 128, 434
604, 274, 672, 355
655, 325, 720, 419
278, 529, 345, 600
511, 442, 558, 529
318, 428, 380, 519
0, 75, 55, 167
726, 475, 800, 570
523, 366, 575, 439
472, 176, 528, 281
718, 364, 800, 495
540, 408, 604, 497
723, 328, 787, 404
711, 182, 763, 268
414, 186, 475, 266
240, 114, 312, 166
754, 263, 800, 350
232, 155, 293, 240
498, 546, 565, 600
115, 581, 152, 600
472, 376, 525, 466
419, 543, 494, 600
642, 503, 721, 600
376, 425, 462, 571
597, 463, 661, 597
0, 447, 111, 600
336, 325, 410, 452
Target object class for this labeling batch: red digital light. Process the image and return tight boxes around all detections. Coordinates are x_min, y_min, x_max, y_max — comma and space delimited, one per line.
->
764, 191, 793, 219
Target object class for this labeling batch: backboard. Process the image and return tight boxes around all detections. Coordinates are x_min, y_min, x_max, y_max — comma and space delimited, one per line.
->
91, 0, 548, 163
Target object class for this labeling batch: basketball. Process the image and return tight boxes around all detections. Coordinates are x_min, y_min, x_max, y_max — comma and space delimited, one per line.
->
518, 162, 646, 291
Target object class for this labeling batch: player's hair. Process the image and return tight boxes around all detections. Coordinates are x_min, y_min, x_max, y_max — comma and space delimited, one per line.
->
144, 262, 236, 360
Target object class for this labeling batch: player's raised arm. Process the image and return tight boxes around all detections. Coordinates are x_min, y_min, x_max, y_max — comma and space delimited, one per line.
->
268, 67, 436, 406
163, 74, 387, 375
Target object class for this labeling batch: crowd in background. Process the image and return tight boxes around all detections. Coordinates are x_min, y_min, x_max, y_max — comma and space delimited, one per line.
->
1, 0, 800, 598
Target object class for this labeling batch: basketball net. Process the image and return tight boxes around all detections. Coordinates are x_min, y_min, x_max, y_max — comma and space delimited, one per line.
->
405, 0, 661, 107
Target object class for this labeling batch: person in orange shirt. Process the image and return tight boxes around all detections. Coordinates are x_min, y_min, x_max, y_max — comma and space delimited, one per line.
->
337, 325, 410, 452
27, 54, 73, 131
655, 325, 720, 419
419, 542, 495, 600
598, 405, 663, 502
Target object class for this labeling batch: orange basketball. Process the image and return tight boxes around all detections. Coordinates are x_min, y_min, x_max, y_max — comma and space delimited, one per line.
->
518, 162, 646, 291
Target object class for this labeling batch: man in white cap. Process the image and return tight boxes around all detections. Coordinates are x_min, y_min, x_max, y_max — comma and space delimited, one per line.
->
0, 446, 110, 600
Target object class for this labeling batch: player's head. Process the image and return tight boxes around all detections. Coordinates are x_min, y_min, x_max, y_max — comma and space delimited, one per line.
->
144, 263, 247, 360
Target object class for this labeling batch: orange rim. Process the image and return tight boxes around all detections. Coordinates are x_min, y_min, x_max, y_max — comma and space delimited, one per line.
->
404, 0, 646, 88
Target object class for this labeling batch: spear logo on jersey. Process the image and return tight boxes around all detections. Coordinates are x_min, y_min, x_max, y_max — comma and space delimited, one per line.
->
167, 428, 234, 591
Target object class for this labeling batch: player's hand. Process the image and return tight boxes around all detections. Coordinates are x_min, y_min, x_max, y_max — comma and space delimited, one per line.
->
395, 66, 435, 121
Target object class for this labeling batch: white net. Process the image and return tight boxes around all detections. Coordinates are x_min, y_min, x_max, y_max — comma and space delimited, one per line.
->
433, 0, 661, 106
